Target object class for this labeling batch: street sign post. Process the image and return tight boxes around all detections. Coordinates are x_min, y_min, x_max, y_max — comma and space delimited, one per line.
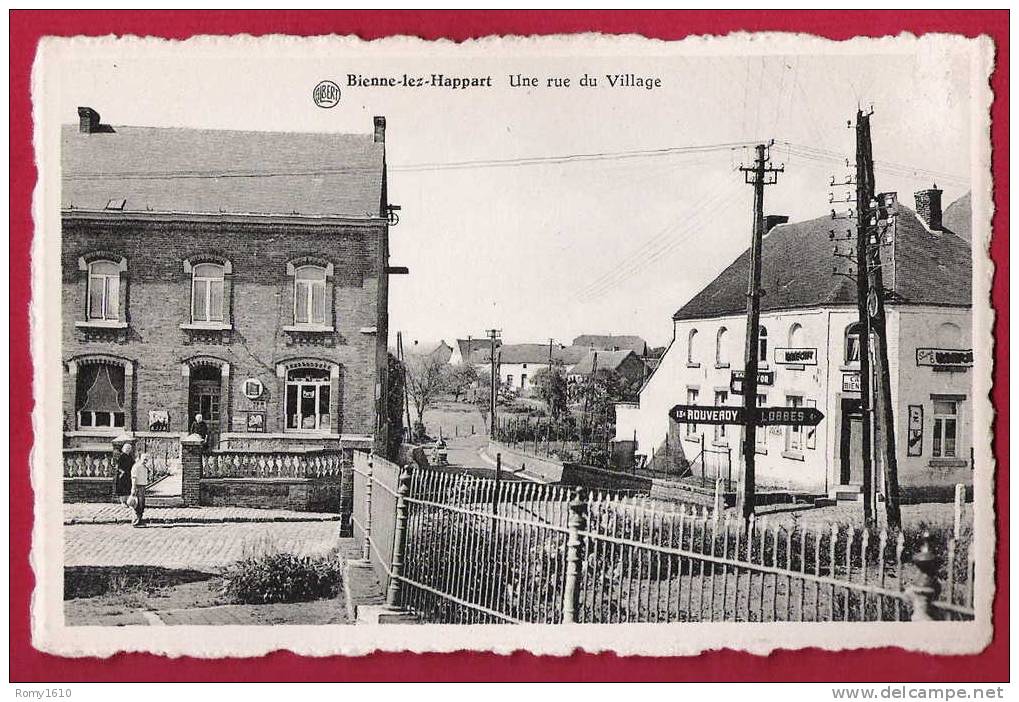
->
669, 404, 823, 427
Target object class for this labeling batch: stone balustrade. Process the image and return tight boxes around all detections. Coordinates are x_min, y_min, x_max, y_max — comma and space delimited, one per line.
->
201, 450, 346, 479
63, 448, 116, 478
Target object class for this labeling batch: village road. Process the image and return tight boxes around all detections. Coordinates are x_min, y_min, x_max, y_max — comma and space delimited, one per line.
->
65, 521, 344, 572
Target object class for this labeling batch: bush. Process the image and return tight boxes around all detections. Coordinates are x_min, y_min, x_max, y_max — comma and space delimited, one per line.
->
223, 552, 342, 604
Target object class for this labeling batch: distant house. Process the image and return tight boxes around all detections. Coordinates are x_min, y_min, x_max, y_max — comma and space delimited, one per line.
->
567, 349, 647, 399
572, 334, 649, 355
450, 338, 499, 367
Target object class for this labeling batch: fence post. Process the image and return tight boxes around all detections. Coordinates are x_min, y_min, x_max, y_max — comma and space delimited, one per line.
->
700, 433, 706, 487
907, 531, 942, 621
361, 456, 373, 562
562, 489, 587, 624
385, 464, 413, 611
713, 478, 723, 519
493, 453, 502, 515
953, 483, 965, 541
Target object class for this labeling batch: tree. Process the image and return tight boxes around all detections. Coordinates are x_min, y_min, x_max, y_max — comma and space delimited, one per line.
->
531, 363, 569, 420
382, 353, 406, 460
447, 362, 479, 402
404, 353, 449, 439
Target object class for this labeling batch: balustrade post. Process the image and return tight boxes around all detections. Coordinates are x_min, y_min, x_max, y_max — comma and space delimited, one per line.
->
385, 464, 413, 611
562, 489, 587, 624
908, 531, 943, 621
361, 456, 374, 562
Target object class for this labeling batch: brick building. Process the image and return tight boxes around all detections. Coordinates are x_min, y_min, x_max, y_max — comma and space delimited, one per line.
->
62, 108, 393, 503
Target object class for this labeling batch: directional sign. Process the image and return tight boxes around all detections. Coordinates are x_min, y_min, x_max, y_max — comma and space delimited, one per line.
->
669, 404, 824, 427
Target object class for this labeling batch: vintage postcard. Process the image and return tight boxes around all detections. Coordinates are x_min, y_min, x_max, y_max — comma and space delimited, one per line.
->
30, 31, 995, 658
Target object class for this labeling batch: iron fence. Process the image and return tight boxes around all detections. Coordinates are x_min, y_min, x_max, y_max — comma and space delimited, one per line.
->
353, 460, 976, 625
352, 451, 401, 596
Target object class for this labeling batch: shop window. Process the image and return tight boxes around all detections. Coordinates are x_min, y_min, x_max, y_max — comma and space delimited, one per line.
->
285, 367, 331, 431
76, 363, 126, 429
191, 263, 225, 323
87, 260, 121, 321
932, 398, 960, 458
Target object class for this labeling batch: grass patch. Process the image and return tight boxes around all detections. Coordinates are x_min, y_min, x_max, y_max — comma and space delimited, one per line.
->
222, 552, 343, 604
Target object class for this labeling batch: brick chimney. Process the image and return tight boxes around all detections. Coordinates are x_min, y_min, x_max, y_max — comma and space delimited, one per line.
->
373, 116, 386, 143
914, 185, 943, 230
764, 215, 789, 234
77, 106, 101, 134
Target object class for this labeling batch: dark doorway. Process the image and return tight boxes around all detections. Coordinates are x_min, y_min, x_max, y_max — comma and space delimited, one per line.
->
188, 365, 222, 445
840, 398, 864, 485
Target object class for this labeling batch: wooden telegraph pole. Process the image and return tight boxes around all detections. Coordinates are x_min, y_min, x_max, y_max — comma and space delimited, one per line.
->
737, 143, 783, 523
856, 110, 902, 530
487, 329, 500, 436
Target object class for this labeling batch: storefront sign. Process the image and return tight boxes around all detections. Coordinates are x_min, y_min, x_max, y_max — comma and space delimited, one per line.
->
842, 372, 861, 393
730, 369, 774, 395
916, 348, 973, 369
907, 405, 923, 456
775, 347, 818, 366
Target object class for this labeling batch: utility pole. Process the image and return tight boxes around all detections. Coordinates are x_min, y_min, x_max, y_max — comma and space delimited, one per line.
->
486, 329, 500, 436
397, 331, 413, 442
737, 143, 783, 523
856, 110, 902, 530
853, 111, 877, 531
548, 338, 555, 365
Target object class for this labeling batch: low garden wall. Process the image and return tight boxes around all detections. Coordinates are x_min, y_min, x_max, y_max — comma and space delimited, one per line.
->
487, 440, 564, 483
199, 477, 342, 512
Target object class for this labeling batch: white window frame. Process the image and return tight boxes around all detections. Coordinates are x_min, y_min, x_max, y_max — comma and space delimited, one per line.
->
784, 394, 804, 454
715, 327, 729, 367
713, 390, 729, 444
191, 262, 225, 323
86, 260, 120, 321
293, 265, 328, 326
932, 397, 961, 459
754, 393, 767, 453
687, 328, 699, 366
845, 323, 862, 365
685, 388, 699, 438
284, 367, 332, 432
758, 325, 769, 365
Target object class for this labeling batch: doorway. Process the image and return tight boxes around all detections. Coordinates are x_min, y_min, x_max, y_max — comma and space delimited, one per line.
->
189, 365, 222, 445
839, 398, 864, 485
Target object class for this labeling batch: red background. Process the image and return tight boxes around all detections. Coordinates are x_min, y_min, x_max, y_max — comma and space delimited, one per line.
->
9, 10, 1009, 682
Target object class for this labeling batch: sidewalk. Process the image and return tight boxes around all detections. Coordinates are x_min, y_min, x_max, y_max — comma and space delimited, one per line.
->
64, 502, 341, 525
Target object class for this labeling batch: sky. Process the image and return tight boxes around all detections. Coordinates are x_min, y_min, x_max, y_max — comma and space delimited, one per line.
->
46, 35, 979, 350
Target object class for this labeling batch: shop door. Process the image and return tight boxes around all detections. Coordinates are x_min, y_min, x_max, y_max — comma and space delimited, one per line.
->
840, 398, 864, 485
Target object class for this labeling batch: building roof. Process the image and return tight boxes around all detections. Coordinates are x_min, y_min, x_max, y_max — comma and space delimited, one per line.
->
569, 349, 639, 375
62, 124, 385, 218
942, 192, 972, 241
571, 334, 648, 354
673, 197, 972, 321
456, 338, 500, 365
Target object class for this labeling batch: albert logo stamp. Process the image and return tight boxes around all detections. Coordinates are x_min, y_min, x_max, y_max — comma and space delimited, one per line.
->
312, 80, 341, 108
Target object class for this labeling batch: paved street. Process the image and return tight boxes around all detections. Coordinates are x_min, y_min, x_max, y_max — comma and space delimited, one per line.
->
65, 521, 344, 571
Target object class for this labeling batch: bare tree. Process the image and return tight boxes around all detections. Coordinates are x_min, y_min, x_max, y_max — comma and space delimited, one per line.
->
404, 353, 450, 437
447, 362, 479, 402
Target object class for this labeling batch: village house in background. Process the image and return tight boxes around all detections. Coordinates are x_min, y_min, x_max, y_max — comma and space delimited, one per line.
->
62, 108, 394, 511
615, 188, 973, 502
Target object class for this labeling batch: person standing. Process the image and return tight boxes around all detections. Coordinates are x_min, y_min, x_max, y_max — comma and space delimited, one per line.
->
130, 452, 150, 527
114, 442, 134, 511
189, 413, 209, 445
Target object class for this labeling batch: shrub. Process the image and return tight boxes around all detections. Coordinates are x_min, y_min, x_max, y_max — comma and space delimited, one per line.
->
223, 552, 342, 604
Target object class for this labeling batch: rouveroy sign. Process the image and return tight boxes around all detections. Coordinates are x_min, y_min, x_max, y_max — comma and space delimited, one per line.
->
669, 404, 824, 427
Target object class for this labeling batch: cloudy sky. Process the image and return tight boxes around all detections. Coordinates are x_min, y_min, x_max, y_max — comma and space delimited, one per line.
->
47, 34, 980, 349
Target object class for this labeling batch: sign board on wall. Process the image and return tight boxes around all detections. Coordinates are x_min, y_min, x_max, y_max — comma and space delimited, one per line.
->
907, 405, 923, 456
916, 348, 973, 369
842, 372, 861, 393
730, 369, 774, 395
775, 347, 818, 366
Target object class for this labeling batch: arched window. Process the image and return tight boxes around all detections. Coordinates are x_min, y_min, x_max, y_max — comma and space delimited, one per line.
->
294, 265, 328, 326
845, 323, 862, 364
758, 325, 769, 363
87, 260, 121, 321
75, 361, 127, 429
285, 366, 331, 431
716, 327, 729, 366
687, 328, 699, 365
191, 263, 225, 323
937, 322, 963, 348
788, 322, 804, 347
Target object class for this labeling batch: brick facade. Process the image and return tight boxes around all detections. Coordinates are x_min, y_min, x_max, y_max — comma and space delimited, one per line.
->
62, 215, 389, 447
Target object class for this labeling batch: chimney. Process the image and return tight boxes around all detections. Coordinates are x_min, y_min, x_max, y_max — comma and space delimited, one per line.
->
373, 116, 386, 143
77, 106, 101, 134
764, 215, 789, 234
914, 185, 943, 230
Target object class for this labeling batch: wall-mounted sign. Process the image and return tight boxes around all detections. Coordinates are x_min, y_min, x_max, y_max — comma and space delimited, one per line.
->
246, 411, 266, 433
775, 347, 818, 366
842, 372, 861, 393
668, 404, 823, 427
730, 369, 774, 395
243, 378, 264, 399
916, 348, 973, 369
907, 405, 923, 457
147, 410, 170, 432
